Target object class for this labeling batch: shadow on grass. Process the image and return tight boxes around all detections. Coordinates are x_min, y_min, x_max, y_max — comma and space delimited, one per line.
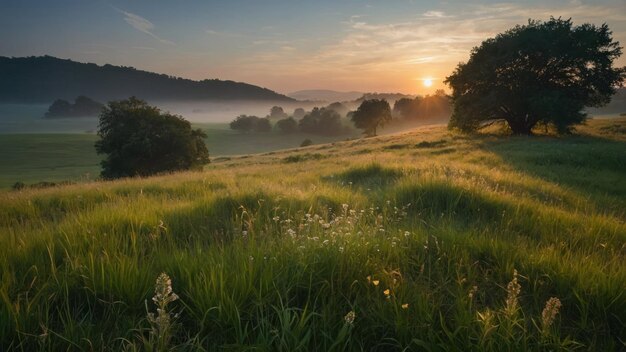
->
323, 163, 403, 191
478, 134, 626, 216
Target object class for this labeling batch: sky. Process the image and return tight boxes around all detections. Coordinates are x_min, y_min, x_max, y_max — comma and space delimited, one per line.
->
1, 0, 625, 95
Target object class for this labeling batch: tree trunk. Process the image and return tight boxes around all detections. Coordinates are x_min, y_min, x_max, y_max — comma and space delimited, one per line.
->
506, 116, 534, 135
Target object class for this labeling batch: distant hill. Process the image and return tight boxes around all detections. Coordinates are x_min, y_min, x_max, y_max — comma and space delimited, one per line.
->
288, 90, 364, 102
0, 56, 295, 103
355, 92, 415, 105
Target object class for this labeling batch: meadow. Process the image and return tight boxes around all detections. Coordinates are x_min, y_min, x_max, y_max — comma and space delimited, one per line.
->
0, 118, 625, 351
0, 124, 358, 188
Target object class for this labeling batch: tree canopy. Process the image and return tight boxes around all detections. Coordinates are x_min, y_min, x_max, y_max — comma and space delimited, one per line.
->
95, 97, 209, 179
298, 107, 346, 135
445, 17, 626, 134
44, 96, 103, 118
276, 117, 298, 133
351, 99, 392, 136
229, 115, 272, 133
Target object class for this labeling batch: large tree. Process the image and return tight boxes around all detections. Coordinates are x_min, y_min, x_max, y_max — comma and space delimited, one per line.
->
351, 99, 392, 136
445, 18, 625, 134
95, 97, 209, 179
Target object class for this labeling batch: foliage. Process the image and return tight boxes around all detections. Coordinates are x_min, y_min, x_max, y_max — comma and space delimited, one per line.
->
269, 106, 288, 119
255, 117, 272, 132
44, 95, 103, 118
0, 121, 625, 350
95, 97, 209, 179
300, 138, 313, 147
445, 17, 626, 134
229, 115, 272, 133
276, 117, 299, 134
351, 99, 392, 136
392, 91, 451, 122
293, 107, 306, 119
299, 107, 347, 135
326, 102, 350, 117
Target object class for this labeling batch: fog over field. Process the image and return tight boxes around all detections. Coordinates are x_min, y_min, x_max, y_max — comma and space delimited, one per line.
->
0, 100, 321, 133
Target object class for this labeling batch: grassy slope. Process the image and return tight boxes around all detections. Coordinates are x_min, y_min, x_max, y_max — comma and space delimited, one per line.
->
0, 119, 625, 351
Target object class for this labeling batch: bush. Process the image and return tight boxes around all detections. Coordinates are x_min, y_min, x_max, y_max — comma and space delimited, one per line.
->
95, 97, 210, 179
300, 139, 313, 147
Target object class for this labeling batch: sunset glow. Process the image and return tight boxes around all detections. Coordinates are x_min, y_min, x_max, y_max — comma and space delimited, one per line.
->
1, 1, 625, 94
423, 79, 433, 87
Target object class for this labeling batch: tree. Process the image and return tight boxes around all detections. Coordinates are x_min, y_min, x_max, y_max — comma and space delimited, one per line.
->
392, 97, 415, 119
292, 108, 306, 119
326, 102, 350, 117
299, 107, 345, 135
351, 99, 392, 136
254, 117, 272, 132
95, 97, 209, 179
276, 117, 298, 133
45, 99, 72, 118
230, 115, 257, 132
269, 106, 288, 119
229, 115, 272, 132
445, 17, 626, 134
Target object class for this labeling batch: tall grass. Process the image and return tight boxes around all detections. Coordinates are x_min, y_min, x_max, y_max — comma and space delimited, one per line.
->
0, 119, 625, 350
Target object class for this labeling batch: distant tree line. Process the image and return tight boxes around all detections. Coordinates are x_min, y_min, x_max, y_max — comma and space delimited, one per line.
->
44, 96, 103, 118
392, 90, 451, 122
229, 105, 352, 136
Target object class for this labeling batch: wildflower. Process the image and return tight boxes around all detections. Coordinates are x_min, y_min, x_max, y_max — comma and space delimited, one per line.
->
404, 231, 410, 237
242, 230, 248, 237
469, 285, 478, 299
147, 273, 178, 348
372, 280, 380, 286
344, 311, 356, 325
322, 239, 330, 245
287, 228, 296, 237
505, 269, 521, 315
338, 246, 344, 253
383, 289, 391, 297
541, 297, 562, 332
401, 303, 409, 309
366, 275, 371, 283
272, 216, 280, 222
342, 203, 349, 211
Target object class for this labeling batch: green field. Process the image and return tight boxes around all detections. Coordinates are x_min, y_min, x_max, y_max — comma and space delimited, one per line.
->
0, 124, 358, 188
1, 118, 625, 350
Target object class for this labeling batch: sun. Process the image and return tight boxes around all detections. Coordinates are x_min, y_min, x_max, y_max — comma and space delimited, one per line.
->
423, 78, 433, 87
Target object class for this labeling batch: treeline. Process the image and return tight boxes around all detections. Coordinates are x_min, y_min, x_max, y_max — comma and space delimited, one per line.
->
229, 104, 352, 136
229, 93, 452, 137
0, 56, 294, 103
392, 90, 451, 122
44, 96, 103, 118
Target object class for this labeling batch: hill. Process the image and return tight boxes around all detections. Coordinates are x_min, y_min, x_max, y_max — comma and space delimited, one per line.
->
1, 119, 625, 350
288, 89, 365, 102
0, 56, 295, 103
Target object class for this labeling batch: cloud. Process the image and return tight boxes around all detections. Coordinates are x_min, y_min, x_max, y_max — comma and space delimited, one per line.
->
115, 8, 174, 45
206, 1, 626, 92
422, 11, 449, 18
